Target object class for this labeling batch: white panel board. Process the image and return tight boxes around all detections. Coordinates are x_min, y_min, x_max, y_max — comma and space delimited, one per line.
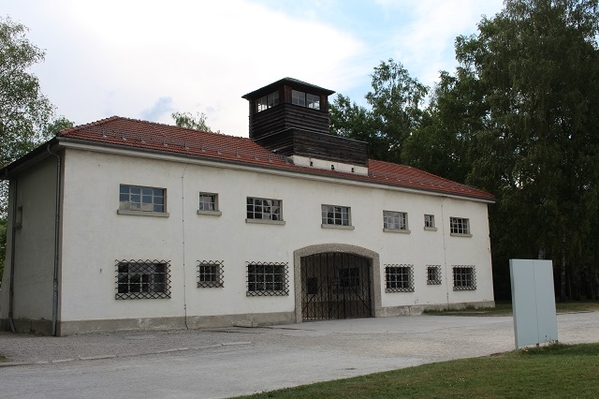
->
510, 259, 558, 350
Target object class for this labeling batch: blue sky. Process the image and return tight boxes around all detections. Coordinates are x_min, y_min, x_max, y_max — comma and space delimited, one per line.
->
1, 0, 504, 137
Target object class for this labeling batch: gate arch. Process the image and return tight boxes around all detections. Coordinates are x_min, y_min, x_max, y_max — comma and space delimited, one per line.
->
293, 244, 381, 323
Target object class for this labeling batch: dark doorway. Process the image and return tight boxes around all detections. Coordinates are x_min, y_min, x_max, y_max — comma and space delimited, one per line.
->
301, 252, 372, 321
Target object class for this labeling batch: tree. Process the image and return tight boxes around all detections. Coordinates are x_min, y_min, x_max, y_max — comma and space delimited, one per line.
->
330, 59, 428, 163
0, 17, 54, 169
171, 111, 214, 132
448, 0, 599, 300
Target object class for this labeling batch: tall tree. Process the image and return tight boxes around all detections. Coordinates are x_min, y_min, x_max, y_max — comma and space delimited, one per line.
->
0, 17, 54, 169
450, 0, 599, 300
330, 59, 428, 163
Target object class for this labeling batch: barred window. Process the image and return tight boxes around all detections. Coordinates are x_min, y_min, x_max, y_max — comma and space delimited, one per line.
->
119, 184, 166, 214
197, 260, 224, 288
246, 262, 289, 296
116, 260, 171, 299
453, 266, 477, 291
424, 214, 436, 229
385, 265, 414, 293
383, 211, 409, 231
450, 217, 471, 235
427, 265, 442, 285
246, 197, 282, 221
322, 204, 351, 226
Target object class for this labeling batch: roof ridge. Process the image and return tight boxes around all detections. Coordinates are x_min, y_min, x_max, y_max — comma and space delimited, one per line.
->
58, 115, 121, 136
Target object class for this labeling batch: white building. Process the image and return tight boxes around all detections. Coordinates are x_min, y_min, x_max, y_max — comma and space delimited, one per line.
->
0, 78, 495, 335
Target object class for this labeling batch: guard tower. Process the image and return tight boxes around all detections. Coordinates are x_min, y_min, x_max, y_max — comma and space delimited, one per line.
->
242, 78, 368, 174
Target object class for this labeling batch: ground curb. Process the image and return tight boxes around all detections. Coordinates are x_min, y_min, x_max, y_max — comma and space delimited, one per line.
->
0, 341, 253, 368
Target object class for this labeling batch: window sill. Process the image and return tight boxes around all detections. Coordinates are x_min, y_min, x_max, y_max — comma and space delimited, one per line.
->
197, 210, 222, 217
450, 233, 473, 238
321, 224, 355, 231
424, 227, 438, 231
245, 218, 286, 226
117, 210, 169, 218
383, 228, 411, 234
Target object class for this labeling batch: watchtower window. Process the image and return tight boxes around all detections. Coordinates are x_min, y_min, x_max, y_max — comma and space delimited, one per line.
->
256, 91, 279, 112
292, 90, 321, 110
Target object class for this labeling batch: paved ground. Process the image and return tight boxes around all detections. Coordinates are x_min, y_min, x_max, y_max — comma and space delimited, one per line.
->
1, 312, 598, 398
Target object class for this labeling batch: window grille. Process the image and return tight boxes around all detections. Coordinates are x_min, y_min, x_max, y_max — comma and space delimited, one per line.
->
385, 264, 414, 293
115, 259, 171, 299
119, 184, 166, 213
246, 197, 282, 221
338, 268, 360, 288
321, 204, 351, 226
427, 265, 442, 285
453, 266, 477, 291
450, 217, 470, 235
197, 260, 224, 288
246, 262, 289, 296
383, 211, 408, 231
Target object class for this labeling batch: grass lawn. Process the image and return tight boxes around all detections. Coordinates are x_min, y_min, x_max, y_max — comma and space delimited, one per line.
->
237, 343, 599, 399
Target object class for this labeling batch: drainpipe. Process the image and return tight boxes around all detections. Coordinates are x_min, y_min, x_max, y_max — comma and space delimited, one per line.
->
47, 144, 61, 336
7, 178, 18, 333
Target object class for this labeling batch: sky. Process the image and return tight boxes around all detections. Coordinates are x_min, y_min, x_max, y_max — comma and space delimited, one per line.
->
2, 0, 504, 137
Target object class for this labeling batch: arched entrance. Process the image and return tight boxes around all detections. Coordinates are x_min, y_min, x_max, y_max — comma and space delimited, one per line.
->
301, 253, 371, 320
293, 244, 381, 323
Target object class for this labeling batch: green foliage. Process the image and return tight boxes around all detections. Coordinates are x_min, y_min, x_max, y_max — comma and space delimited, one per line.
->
171, 111, 214, 132
449, 0, 599, 299
330, 59, 428, 163
0, 16, 55, 168
238, 343, 599, 398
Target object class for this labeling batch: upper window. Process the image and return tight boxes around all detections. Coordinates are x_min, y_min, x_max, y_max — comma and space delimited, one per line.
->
119, 184, 167, 216
116, 260, 171, 299
198, 192, 221, 216
256, 91, 279, 112
246, 262, 289, 296
450, 217, 471, 236
383, 211, 409, 232
246, 197, 283, 222
453, 266, 477, 291
322, 204, 351, 227
292, 90, 321, 110
385, 265, 414, 293
424, 214, 436, 230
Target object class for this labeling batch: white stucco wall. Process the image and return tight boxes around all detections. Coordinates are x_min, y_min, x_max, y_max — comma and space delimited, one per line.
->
58, 146, 493, 324
1, 156, 58, 322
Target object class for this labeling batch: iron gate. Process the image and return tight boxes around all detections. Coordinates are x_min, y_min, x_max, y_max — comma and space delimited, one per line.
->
301, 253, 372, 321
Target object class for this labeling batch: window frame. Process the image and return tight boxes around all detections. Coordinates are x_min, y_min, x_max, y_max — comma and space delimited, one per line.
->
198, 192, 221, 216
450, 217, 471, 236
321, 204, 354, 229
118, 184, 168, 217
453, 266, 477, 291
115, 259, 171, 299
291, 89, 321, 110
256, 91, 279, 112
383, 210, 410, 233
424, 214, 437, 231
385, 264, 415, 293
246, 262, 289, 296
246, 196, 285, 225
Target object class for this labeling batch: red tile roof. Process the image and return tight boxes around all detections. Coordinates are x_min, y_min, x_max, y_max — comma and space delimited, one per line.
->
57, 116, 494, 202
